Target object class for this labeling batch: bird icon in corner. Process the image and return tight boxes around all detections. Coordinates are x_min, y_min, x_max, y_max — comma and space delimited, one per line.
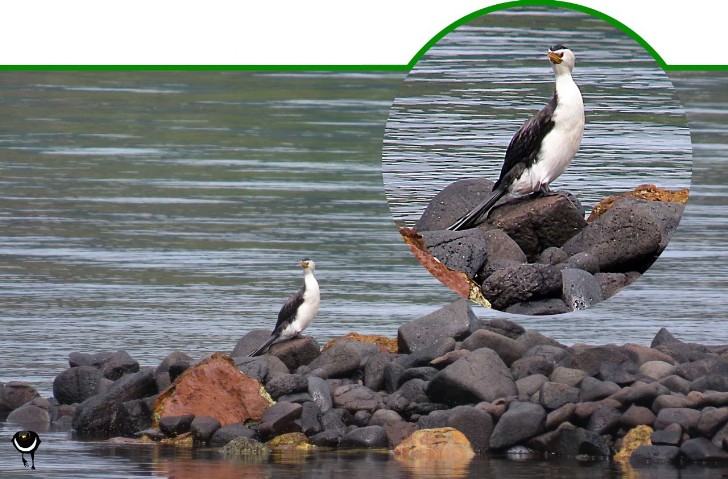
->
12, 430, 41, 469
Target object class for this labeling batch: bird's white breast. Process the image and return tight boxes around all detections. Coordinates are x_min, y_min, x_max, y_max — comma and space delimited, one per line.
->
281, 273, 320, 338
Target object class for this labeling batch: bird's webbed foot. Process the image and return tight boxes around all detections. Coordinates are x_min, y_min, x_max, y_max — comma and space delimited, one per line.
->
22, 456, 29, 468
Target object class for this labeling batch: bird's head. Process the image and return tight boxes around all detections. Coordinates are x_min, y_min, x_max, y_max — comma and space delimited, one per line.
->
547, 44, 576, 73
300, 257, 315, 273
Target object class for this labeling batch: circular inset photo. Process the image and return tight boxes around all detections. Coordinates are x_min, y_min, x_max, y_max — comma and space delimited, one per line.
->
382, 5, 692, 315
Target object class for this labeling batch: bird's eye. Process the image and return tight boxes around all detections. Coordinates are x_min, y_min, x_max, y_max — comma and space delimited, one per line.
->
558, 52, 564, 58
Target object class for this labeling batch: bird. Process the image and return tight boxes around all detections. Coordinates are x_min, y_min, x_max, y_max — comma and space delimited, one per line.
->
447, 44, 584, 231
248, 258, 320, 357
12, 430, 41, 470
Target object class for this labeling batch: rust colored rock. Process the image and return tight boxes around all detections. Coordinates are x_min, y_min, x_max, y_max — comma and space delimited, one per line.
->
588, 184, 689, 222
394, 427, 475, 460
613, 425, 653, 463
323, 333, 398, 353
154, 352, 273, 427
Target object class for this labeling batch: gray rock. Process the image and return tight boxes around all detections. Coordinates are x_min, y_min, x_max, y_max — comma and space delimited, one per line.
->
654, 407, 701, 432
537, 247, 569, 265
621, 404, 656, 428
427, 348, 517, 405
231, 329, 273, 357
265, 374, 308, 400
651, 423, 682, 446
368, 409, 403, 428
53, 366, 104, 405
586, 405, 621, 435
696, 407, 728, 437
420, 228, 492, 279
353, 410, 372, 426
333, 384, 384, 413
538, 382, 580, 410
629, 445, 681, 465
255, 401, 302, 441
516, 374, 549, 400
461, 329, 526, 366
72, 368, 157, 434
398, 367, 439, 386
545, 403, 576, 430
415, 178, 496, 232
307, 342, 362, 379
93, 350, 140, 380
6, 398, 51, 427
0, 381, 40, 414
119, 396, 155, 435
363, 351, 396, 391
396, 378, 429, 404
266, 336, 321, 371
482, 263, 562, 310
681, 437, 728, 462
676, 357, 728, 382
309, 429, 343, 447
639, 361, 677, 380
320, 408, 352, 435
594, 272, 631, 299
383, 362, 406, 394
554, 427, 611, 457
155, 351, 193, 381
208, 423, 256, 447
446, 405, 493, 453
489, 401, 546, 449
300, 401, 323, 436
563, 344, 631, 377
469, 318, 525, 339
398, 337, 456, 369
652, 394, 694, 412
562, 198, 665, 273
191, 416, 222, 445
511, 356, 554, 380
505, 299, 571, 315
579, 376, 621, 402
234, 356, 270, 382
691, 374, 728, 393
159, 414, 195, 437
517, 331, 565, 352
307, 376, 333, 413
384, 421, 418, 448
339, 425, 388, 449
561, 268, 603, 311
550, 367, 587, 387
397, 299, 474, 354
567, 252, 600, 274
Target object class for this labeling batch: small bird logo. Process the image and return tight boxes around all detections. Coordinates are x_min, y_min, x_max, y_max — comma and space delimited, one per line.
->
12, 430, 41, 469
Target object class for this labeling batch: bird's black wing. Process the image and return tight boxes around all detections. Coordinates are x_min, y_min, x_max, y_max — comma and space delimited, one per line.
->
494, 93, 558, 190
273, 284, 306, 334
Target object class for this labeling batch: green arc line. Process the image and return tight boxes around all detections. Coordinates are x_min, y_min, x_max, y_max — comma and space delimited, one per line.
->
1, 0, 726, 71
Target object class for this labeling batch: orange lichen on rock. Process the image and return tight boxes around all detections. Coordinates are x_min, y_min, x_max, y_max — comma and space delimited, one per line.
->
394, 427, 475, 460
154, 352, 273, 427
613, 425, 653, 463
323, 333, 398, 353
588, 184, 689, 222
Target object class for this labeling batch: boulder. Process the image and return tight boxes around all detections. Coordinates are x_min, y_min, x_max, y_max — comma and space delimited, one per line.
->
505, 299, 571, 315
586, 405, 621, 435
680, 437, 728, 462
563, 344, 632, 378
554, 426, 611, 457
231, 330, 273, 357
339, 425, 388, 449
397, 299, 474, 354
363, 351, 397, 391
538, 382, 580, 410
267, 336, 321, 370
651, 423, 682, 446
566, 252, 600, 274
254, 401, 302, 441
654, 407, 701, 432
394, 427, 475, 460
53, 366, 105, 405
550, 367, 587, 387
320, 408, 352, 436
511, 356, 554, 380
561, 268, 603, 311
482, 263, 562, 310
384, 421, 418, 448
489, 401, 546, 449
621, 405, 656, 428
190, 416, 222, 445
209, 423, 257, 447
691, 374, 728, 393
427, 348, 517, 405
155, 351, 193, 382
307, 376, 333, 413
265, 374, 309, 400
0, 381, 39, 414
89, 350, 140, 380
639, 361, 676, 380
579, 377, 620, 402
537, 247, 569, 265
545, 403, 576, 430
516, 374, 549, 400
119, 396, 155, 435
6, 397, 51, 427
594, 272, 632, 299
629, 445, 681, 465
332, 384, 384, 413
159, 414, 195, 437
309, 429, 343, 447
445, 405, 493, 453
307, 342, 365, 379
398, 337, 456, 369
154, 353, 272, 427
461, 329, 526, 366
696, 407, 728, 437
419, 229, 492, 279
415, 178, 496, 232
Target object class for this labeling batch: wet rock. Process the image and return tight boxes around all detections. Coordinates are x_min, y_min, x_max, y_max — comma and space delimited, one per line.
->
427, 348, 517, 405
651, 423, 682, 446
489, 401, 546, 449
394, 427, 475, 460
209, 423, 257, 447
579, 377, 620, 402
561, 268, 603, 310
221, 436, 270, 459
309, 429, 342, 447
119, 396, 155, 435
629, 445, 681, 465
333, 384, 384, 413
680, 437, 728, 462
159, 414, 195, 437
537, 247, 569, 265
461, 329, 525, 367
486, 192, 587, 261
415, 178, 496, 232
397, 299, 474, 354
538, 382, 580, 410
191, 416, 221, 445
307, 342, 365, 379
384, 421, 418, 448
307, 376, 332, 413
154, 353, 272, 427
254, 401, 302, 441
562, 198, 665, 273
339, 425, 388, 449
267, 336, 321, 370
621, 405, 656, 428
6, 397, 51, 426
155, 351, 193, 382
554, 427, 611, 457
0, 381, 40, 414
482, 263, 562, 310
73, 367, 157, 434
654, 407, 701, 432
265, 374, 308, 400
52, 366, 104, 406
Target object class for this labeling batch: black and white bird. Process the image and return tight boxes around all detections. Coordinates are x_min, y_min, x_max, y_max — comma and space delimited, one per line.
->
12, 430, 41, 470
248, 258, 320, 357
447, 44, 584, 231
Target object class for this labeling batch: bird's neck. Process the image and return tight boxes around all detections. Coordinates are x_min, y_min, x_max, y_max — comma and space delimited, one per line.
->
553, 70, 583, 109
303, 270, 319, 293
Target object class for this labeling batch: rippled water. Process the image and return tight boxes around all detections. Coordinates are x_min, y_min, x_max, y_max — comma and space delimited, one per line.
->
0, 8, 727, 479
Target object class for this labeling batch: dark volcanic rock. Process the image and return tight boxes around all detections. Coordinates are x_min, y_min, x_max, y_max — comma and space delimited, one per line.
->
461, 329, 526, 366
363, 351, 396, 391
397, 299, 474, 354
415, 178, 496, 232
191, 416, 222, 445
554, 427, 611, 457
482, 263, 562, 310
420, 228, 491, 279
155, 351, 193, 382
469, 318, 525, 339
119, 397, 155, 435
537, 247, 569, 265
254, 401, 302, 441
339, 425, 388, 449
309, 429, 343, 447
505, 299, 571, 315
629, 445, 681, 465
6, 398, 51, 426
300, 401, 323, 436
384, 421, 418, 448
516, 374, 549, 399
489, 401, 546, 449
307, 342, 362, 379
654, 407, 701, 432
320, 408, 352, 436
398, 337, 456, 370
267, 336, 321, 371
564, 344, 631, 377
209, 423, 257, 447
231, 329, 272, 357
566, 252, 600, 274
621, 404, 656, 428
511, 357, 554, 380
562, 198, 667, 272
307, 376, 333, 413
677, 357, 728, 382
398, 367, 439, 387
579, 376, 620, 402
159, 414, 195, 437
696, 407, 728, 437
561, 268, 604, 311
53, 366, 104, 405
427, 348, 517, 405
586, 405, 621, 435
651, 423, 682, 446
446, 405, 494, 453
333, 384, 384, 413
594, 272, 632, 299
538, 382, 580, 410
691, 374, 728, 393
680, 437, 728, 462
0, 381, 39, 414
93, 350, 140, 380
265, 374, 309, 400
73, 368, 157, 434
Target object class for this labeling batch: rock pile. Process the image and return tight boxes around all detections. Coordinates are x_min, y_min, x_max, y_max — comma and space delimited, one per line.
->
409, 179, 687, 314
3, 299, 727, 466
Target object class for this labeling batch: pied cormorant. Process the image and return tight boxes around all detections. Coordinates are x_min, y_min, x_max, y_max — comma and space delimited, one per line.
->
249, 258, 320, 357
447, 44, 585, 231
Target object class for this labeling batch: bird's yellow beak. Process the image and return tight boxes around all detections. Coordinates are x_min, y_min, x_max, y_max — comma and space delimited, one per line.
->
301, 260, 309, 268
547, 51, 563, 64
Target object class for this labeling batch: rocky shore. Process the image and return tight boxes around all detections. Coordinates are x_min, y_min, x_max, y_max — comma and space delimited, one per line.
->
2, 299, 728, 467
402, 180, 688, 314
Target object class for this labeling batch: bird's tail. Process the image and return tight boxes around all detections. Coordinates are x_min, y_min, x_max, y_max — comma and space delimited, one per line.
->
248, 334, 279, 357
447, 188, 507, 231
